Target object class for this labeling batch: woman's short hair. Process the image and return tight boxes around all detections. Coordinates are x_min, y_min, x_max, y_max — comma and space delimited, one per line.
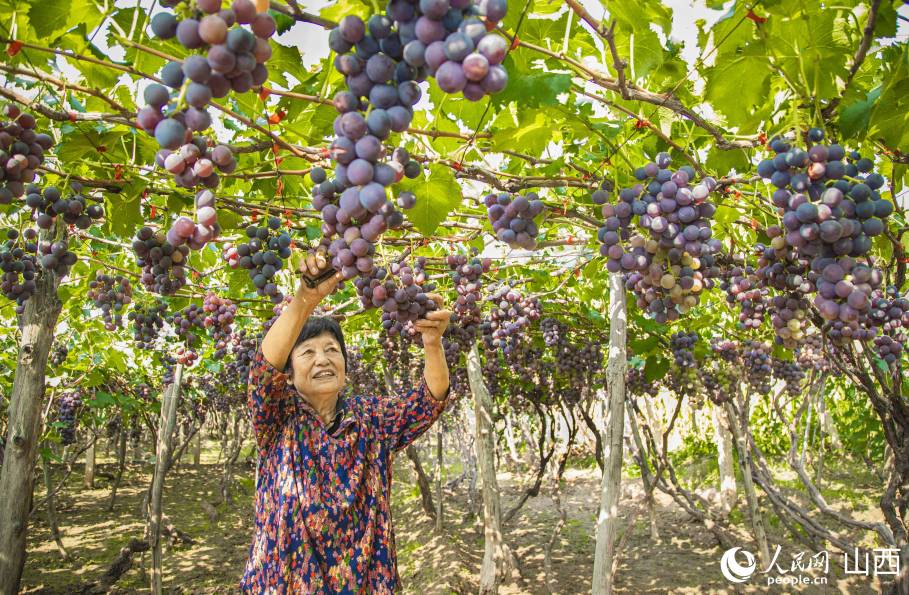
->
287, 316, 348, 372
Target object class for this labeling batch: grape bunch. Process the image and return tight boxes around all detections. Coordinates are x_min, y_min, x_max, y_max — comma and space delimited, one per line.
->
228, 217, 291, 302
50, 342, 68, 367
155, 134, 237, 190
541, 317, 565, 347
171, 303, 205, 347
132, 226, 189, 295
57, 389, 83, 445
484, 191, 546, 250
24, 182, 104, 230
557, 341, 602, 381
868, 286, 909, 366
701, 363, 735, 405
598, 153, 722, 323
447, 251, 489, 335
0, 106, 54, 202
162, 189, 221, 252
129, 299, 169, 349
176, 345, 199, 367
35, 237, 78, 279
794, 330, 829, 371
106, 414, 122, 440
382, 334, 415, 390
142, 0, 275, 154
87, 272, 133, 330
742, 340, 773, 394
720, 264, 767, 330
710, 337, 741, 364
353, 257, 439, 342
626, 366, 658, 397
152, 136, 237, 191
766, 294, 810, 349
772, 358, 805, 397
374, 0, 509, 100
669, 331, 698, 368
311, 148, 414, 280
483, 284, 541, 355
346, 347, 382, 396
756, 130, 894, 344
227, 328, 260, 381
202, 293, 237, 358
0, 229, 37, 314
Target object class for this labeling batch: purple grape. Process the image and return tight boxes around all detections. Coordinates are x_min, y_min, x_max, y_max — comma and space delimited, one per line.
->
176, 19, 204, 49
436, 61, 466, 93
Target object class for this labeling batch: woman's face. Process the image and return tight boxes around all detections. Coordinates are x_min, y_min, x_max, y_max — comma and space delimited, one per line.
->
288, 331, 347, 400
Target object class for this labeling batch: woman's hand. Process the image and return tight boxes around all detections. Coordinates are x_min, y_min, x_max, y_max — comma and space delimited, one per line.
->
414, 294, 451, 346
297, 247, 342, 305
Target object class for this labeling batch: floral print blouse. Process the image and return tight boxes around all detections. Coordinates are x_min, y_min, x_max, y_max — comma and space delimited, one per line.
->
240, 350, 450, 593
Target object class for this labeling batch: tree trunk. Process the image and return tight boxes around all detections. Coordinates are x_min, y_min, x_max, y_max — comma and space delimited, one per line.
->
42, 457, 70, 561
192, 431, 202, 467
404, 444, 436, 519
592, 272, 627, 595
84, 438, 96, 489
725, 395, 770, 566
148, 364, 183, 595
503, 412, 522, 470
435, 426, 444, 533
461, 400, 479, 516
132, 424, 143, 464
626, 402, 659, 541
467, 342, 514, 594
108, 422, 128, 512
219, 412, 243, 505
712, 405, 736, 514
0, 260, 63, 593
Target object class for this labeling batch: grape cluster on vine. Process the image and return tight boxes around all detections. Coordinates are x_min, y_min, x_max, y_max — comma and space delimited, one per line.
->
202, 293, 237, 358
88, 272, 133, 330
721, 263, 767, 330
379, 0, 509, 99
757, 130, 894, 345
772, 357, 806, 397
484, 191, 546, 250
794, 330, 830, 371
226, 328, 260, 381
598, 153, 722, 323
742, 340, 773, 394
171, 303, 205, 347
346, 347, 382, 396
57, 389, 83, 445
448, 251, 488, 335
483, 284, 541, 355
142, 0, 274, 158
132, 226, 190, 295
669, 331, 698, 368
354, 257, 438, 342
541, 317, 565, 347
0, 230, 38, 314
626, 366, 658, 398
868, 286, 909, 366
0, 106, 54, 202
25, 182, 104, 231
129, 299, 169, 349
226, 217, 291, 302
50, 342, 68, 367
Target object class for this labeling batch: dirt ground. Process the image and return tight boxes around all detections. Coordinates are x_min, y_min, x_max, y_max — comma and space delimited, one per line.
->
19, 439, 888, 594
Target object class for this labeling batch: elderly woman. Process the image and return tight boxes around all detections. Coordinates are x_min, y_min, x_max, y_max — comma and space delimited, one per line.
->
240, 248, 452, 593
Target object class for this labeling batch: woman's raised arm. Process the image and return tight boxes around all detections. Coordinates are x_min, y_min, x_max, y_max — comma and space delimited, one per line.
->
262, 248, 342, 369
